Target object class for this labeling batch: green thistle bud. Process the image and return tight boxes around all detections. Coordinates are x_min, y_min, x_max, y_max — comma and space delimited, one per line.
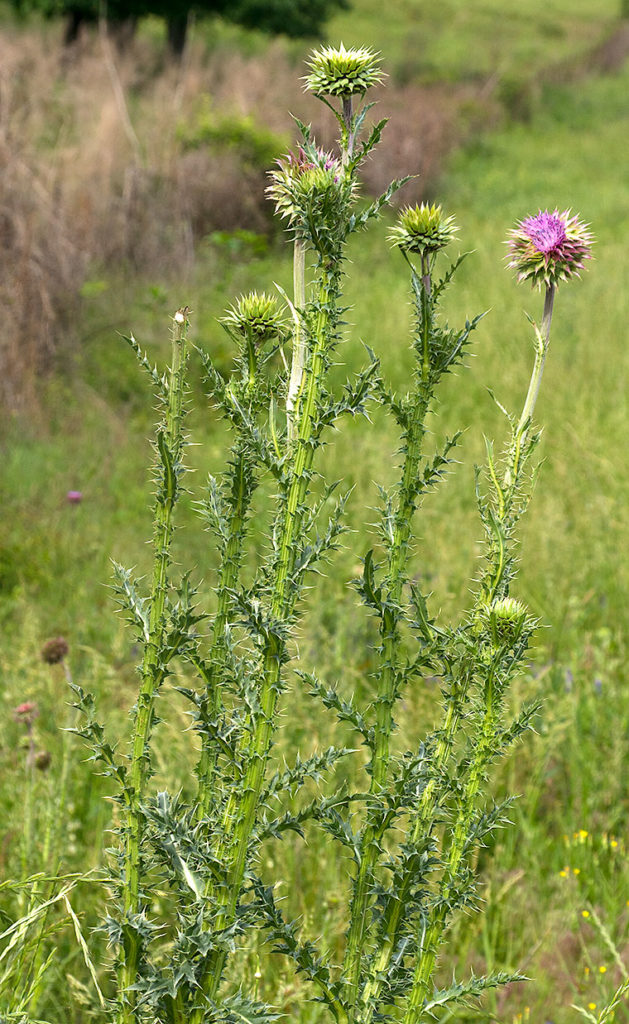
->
486, 597, 529, 648
221, 292, 286, 343
267, 148, 357, 249
389, 203, 458, 256
304, 43, 383, 98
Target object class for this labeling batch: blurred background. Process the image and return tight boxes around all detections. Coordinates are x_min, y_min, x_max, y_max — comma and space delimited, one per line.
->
1, 1, 628, 1020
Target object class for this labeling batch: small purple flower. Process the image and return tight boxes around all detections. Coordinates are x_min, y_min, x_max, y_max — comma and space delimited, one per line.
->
507, 209, 593, 288
14, 701, 39, 724
67, 490, 83, 505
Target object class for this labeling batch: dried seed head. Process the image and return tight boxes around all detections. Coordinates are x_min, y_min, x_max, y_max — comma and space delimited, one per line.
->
389, 203, 458, 256
35, 750, 52, 772
222, 292, 286, 343
486, 597, 529, 647
506, 209, 593, 288
41, 636, 69, 664
304, 43, 383, 98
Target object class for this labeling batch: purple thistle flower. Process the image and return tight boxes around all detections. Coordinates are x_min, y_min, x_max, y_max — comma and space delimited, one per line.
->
507, 209, 593, 288
67, 490, 83, 504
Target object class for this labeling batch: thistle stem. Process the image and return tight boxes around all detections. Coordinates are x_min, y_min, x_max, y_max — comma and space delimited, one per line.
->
190, 267, 340, 1020
402, 668, 498, 1024
342, 95, 355, 163
195, 446, 250, 821
118, 312, 188, 1024
287, 236, 308, 441
506, 283, 555, 494
344, 267, 432, 1012
516, 283, 555, 440
359, 671, 471, 1021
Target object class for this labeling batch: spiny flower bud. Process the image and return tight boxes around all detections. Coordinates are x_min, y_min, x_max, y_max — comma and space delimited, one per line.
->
304, 43, 383, 98
486, 597, 529, 648
41, 636, 69, 664
267, 148, 345, 230
388, 203, 458, 256
507, 209, 593, 289
221, 292, 286, 343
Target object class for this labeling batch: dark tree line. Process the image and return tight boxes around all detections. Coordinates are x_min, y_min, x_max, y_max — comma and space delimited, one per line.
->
9, 0, 350, 55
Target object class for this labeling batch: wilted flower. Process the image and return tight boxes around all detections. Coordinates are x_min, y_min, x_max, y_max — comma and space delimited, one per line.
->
67, 490, 83, 504
222, 293, 286, 343
507, 209, 593, 288
389, 203, 458, 256
304, 43, 383, 98
35, 750, 52, 772
41, 636, 69, 664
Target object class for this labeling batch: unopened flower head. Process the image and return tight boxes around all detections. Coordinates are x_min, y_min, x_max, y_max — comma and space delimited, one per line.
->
486, 597, 529, 647
304, 44, 383, 98
222, 292, 286, 343
389, 203, 458, 256
507, 209, 593, 288
267, 147, 352, 235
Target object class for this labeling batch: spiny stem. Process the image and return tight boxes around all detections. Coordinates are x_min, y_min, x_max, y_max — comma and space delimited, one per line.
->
287, 236, 308, 441
344, 265, 432, 1012
359, 671, 472, 1021
342, 95, 354, 162
195, 448, 250, 822
402, 669, 498, 1024
118, 310, 188, 1024
190, 267, 340, 1019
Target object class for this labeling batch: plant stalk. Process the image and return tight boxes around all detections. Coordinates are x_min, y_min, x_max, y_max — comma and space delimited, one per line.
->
516, 283, 555, 440
118, 312, 188, 1024
195, 447, 250, 821
287, 236, 308, 441
191, 267, 339, 1020
344, 265, 433, 1011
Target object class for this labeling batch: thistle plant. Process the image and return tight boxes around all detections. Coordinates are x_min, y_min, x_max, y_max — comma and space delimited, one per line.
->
70, 47, 593, 1024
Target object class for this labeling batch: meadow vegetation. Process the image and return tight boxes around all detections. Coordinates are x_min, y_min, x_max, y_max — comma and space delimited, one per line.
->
1, 5, 628, 1024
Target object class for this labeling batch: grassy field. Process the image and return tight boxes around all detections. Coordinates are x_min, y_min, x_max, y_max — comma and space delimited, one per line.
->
328, 0, 621, 81
1, 7, 629, 1023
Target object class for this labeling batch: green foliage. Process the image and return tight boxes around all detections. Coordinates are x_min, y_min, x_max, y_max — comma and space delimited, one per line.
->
7, 0, 348, 50
47, 45, 593, 1024
179, 103, 287, 173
